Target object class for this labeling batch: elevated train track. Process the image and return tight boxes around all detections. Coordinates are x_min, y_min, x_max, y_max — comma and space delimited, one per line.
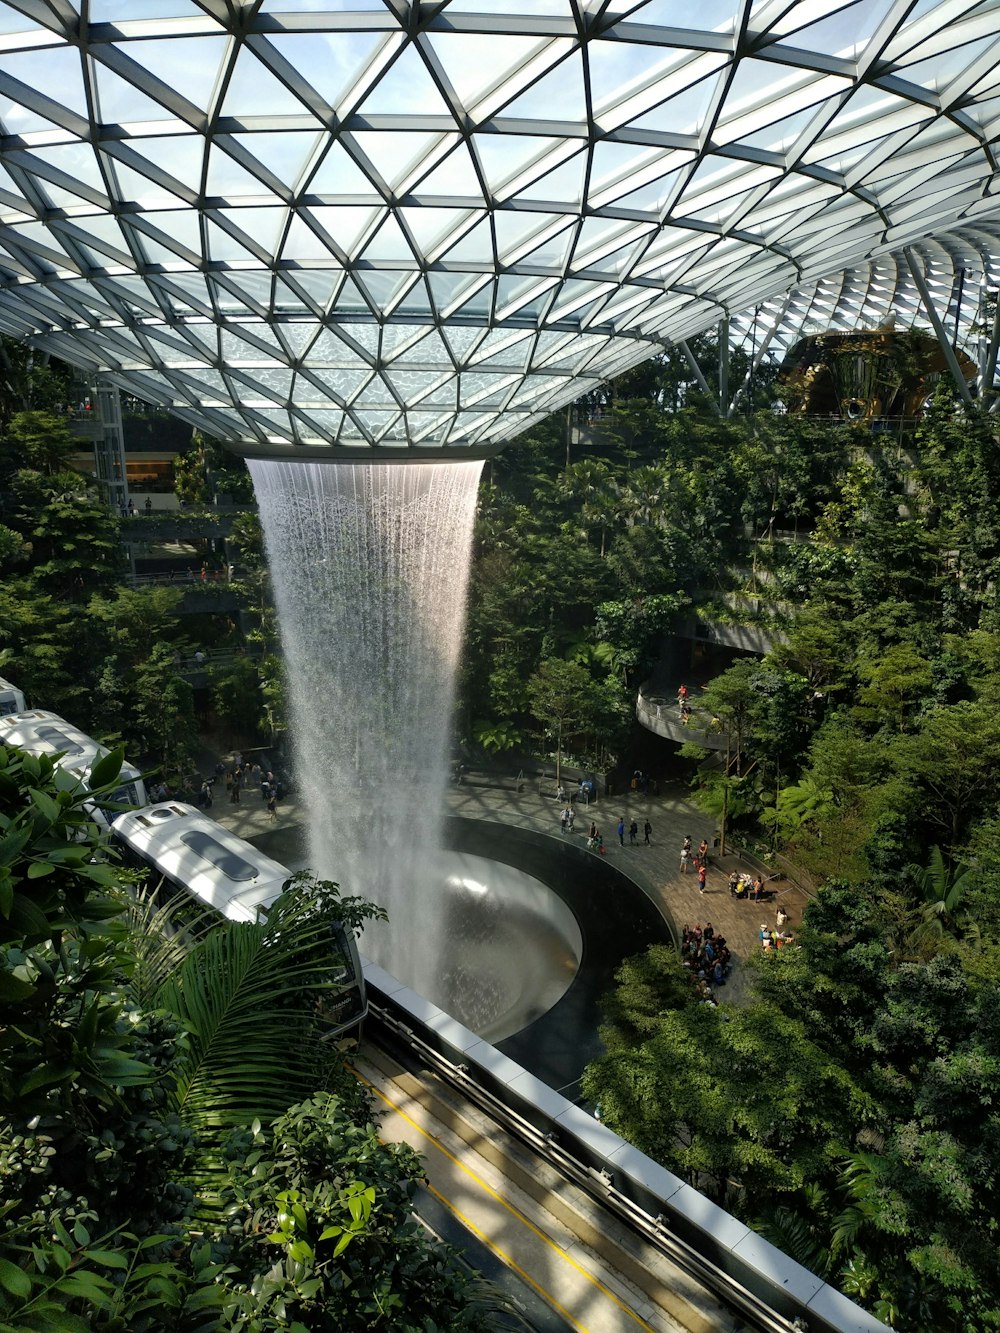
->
361, 977, 889, 1333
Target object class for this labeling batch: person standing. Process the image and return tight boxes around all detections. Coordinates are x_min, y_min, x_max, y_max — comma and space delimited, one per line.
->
589, 820, 598, 842
617, 816, 625, 846
698, 862, 707, 894
267, 791, 278, 822
698, 838, 709, 865
629, 819, 638, 845
560, 807, 570, 833
643, 819, 652, 844
680, 844, 691, 873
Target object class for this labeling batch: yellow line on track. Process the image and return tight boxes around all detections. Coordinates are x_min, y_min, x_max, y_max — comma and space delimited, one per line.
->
359, 1069, 657, 1333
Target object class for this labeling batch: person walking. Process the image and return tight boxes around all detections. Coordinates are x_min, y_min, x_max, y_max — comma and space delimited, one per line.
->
267, 791, 278, 822
629, 819, 638, 845
698, 862, 707, 894
643, 819, 652, 844
680, 844, 691, 873
560, 806, 570, 833
617, 816, 625, 846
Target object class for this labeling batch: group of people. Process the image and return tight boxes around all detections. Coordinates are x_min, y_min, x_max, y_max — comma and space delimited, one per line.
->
680, 922, 731, 993
760, 908, 794, 952
617, 815, 653, 845
728, 870, 771, 902
582, 815, 652, 853
679, 835, 711, 891
215, 753, 281, 820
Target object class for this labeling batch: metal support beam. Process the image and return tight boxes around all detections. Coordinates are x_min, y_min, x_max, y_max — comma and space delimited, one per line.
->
982, 292, 1000, 405
730, 297, 791, 414
904, 248, 973, 405
718, 317, 730, 418
677, 339, 721, 415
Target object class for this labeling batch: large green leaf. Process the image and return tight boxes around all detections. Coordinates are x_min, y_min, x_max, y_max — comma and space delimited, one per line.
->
156, 888, 347, 1165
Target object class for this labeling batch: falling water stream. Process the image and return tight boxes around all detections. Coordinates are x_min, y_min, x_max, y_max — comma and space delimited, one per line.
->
249, 459, 485, 1003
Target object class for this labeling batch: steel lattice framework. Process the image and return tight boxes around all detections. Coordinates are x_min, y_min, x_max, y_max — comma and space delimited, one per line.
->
0, 1, 997, 456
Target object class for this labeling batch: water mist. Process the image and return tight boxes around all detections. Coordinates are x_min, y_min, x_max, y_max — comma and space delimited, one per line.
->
249, 459, 483, 998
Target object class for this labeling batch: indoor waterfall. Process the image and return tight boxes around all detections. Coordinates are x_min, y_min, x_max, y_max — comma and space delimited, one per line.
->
248, 459, 483, 1000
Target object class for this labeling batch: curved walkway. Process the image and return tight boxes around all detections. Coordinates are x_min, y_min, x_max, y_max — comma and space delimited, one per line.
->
210, 770, 812, 1007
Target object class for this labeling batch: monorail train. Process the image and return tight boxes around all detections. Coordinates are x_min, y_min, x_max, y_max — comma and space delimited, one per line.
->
111, 802, 368, 1039
0, 676, 27, 717
0, 707, 148, 822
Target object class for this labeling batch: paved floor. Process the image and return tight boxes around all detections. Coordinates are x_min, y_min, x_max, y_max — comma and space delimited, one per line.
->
207, 763, 812, 1008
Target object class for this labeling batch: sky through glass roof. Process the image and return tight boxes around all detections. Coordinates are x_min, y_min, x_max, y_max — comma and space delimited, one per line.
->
0, 0, 996, 455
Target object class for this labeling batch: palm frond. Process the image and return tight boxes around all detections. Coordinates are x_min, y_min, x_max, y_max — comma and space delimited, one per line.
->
156, 889, 344, 1146
121, 884, 216, 1011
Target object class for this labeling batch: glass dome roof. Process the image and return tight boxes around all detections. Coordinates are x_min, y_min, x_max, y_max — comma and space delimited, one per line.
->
0, 0, 996, 456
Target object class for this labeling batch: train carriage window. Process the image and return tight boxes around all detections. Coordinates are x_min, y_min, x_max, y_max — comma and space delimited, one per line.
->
179, 830, 260, 881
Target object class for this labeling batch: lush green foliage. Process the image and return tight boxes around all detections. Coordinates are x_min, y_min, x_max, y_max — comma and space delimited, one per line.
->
0, 754, 493, 1330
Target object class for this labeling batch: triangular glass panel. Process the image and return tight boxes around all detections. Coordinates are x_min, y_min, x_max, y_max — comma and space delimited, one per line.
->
266, 31, 386, 113
391, 279, 433, 317
32, 142, 107, 193
587, 40, 690, 121
898, 37, 1000, 95
284, 268, 341, 310
221, 46, 306, 118
358, 214, 415, 263
398, 206, 472, 259
136, 233, 198, 268
449, 278, 495, 317
355, 269, 412, 306
206, 221, 261, 264
125, 134, 206, 190
441, 326, 484, 361
94, 62, 174, 127
611, 0, 739, 34
740, 105, 821, 154
63, 213, 133, 262
281, 213, 333, 261
275, 322, 318, 360
206, 145, 277, 198
427, 270, 479, 312
520, 152, 587, 206
609, 169, 686, 215
627, 71, 724, 137
425, 33, 542, 109
437, 217, 493, 264
154, 272, 214, 315
775, 0, 887, 60
109, 161, 188, 210
230, 131, 321, 190
306, 141, 377, 197
0, 95, 61, 136
0, 46, 88, 118
494, 210, 552, 261
497, 51, 586, 123
137, 208, 203, 256
215, 206, 286, 256
301, 367, 373, 402
331, 275, 372, 313
308, 205, 379, 257
410, 142, 484, 199
515, 223, 576, 270
117, 36, 229, 113
308, 329, 369, 367
393, 329, 452, 365
355, 45, 453, 117
350, 130, 440, 190
473, 134, 561, 192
